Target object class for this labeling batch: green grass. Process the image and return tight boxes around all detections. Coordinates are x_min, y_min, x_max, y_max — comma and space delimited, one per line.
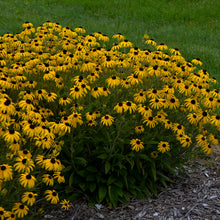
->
0, 0, 219, 81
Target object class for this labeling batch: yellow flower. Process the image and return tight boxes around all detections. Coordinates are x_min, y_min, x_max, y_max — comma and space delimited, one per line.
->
53, 172, 65, 184
150, 151, 158, 159
130, 139, 144, 152
0, 207, 6, 220
22, 192, 38, 206
157, 141, 170, 153
135, 125, 144, 134
43, 158, 62, 171
60, 199, 71, 211
106, 76, 121, 88
114, 102, 125, 114
3, 129, 21, 144
19, 173, 36, 189
101, 115, 114, 126
12, 203, 29, 218
0, 164, 13, 181
14, 156, 35, 173
45, 190, 59, 204
42, 174, 54, 186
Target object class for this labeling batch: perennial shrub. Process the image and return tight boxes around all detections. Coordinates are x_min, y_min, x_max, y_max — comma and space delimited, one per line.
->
0, 21, 219, 218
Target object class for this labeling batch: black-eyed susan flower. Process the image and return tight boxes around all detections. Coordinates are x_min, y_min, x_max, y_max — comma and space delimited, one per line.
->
150, 151, 158, 159
191, 58, 203, 66
69, 112, 83, 128
202, 143, 212, 155
157, 141, 170, 153
114, 102, 125, 114
19, 99, 35, 111
121, 78, 131, 89
210, 115, 220, 127
12, 203, 29, 218
53, 171, 65, 184
0, 164, 13, 181
14, 156, 35, 173
123, 101, 137, 114
22, 192, 38, 206
157, 43, 168, 51
172, 123, 185, 135
101, 87, 111, 96
35, 155, 45, 166
135, 125, 144, 134
145, 38, 157, 47
60, 199, 71, 211
42, 174, 54, 186
133, 91, 146, 103
106, 76, 121, 88
143, 116, 158, 128
208, 133, 219, 146
146, 89, 161, 99
18, 149, 32, 159
197, 109, 210, 124
45, 189, 59, 204
101, 115, 114, 126
0, 98, 15, 115
87, 119, 97, 127
45, 92, 57, 102
127, 74, 142, 85
43, 158, 62, 171
149, 98, 165, 109
167, 96, 180, 109
119, 39, 133, 48
91, 86, 102, 99
3, 129, 21, 144
69, 86, 85, 99
187, 113, 199, 125
137, 104, 152, 117
0, 207, 6, 220
112, 33, 125, 41
130, 138, 144, 152
59, 96, 71, 106
19, 173, 36, 189
5, 211, 16, 220
196, 134, 208, 147
178, 135, 192, 148
163, 119, 173, 129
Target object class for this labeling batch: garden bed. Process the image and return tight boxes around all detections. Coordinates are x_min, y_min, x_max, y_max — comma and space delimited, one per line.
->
41, 150, 220, 220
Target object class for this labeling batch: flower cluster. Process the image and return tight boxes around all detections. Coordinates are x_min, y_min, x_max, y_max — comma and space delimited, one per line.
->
0, 21, 219, 217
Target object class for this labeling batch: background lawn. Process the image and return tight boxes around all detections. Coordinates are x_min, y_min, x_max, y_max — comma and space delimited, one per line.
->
0, 0, 219, 82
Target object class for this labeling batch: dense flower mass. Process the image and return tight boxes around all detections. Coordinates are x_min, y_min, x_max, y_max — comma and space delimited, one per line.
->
0, 21, 219, 216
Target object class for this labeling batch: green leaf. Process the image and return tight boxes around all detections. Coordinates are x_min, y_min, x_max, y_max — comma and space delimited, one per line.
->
151, 162, 157, 181
88, 182, 96, 192
86, 166, 98, 173
138, 154, 152, 162
105, 161, 111, 174
107, 175, 116, 185
79, 182, 86, 191
63, 165, 72, 172
69, 172, 74, 186
123, 175, 128, 190
99, 185, 107, 203
97, 153, 108, 160
74, 157, 87, 166
86, 173, 96, 182
108, 185, 118, 208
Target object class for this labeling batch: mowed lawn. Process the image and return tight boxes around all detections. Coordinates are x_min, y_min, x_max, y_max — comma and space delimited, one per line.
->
0, 0, 219, 82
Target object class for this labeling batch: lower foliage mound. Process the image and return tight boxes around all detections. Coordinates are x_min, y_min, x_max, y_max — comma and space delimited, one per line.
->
0, 22, 219, 218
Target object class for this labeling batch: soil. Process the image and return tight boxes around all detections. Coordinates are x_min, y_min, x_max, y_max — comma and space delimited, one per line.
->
39, 146, 220, 220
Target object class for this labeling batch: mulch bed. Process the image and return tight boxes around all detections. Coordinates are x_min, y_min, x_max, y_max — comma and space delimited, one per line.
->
41, 159, 220, 220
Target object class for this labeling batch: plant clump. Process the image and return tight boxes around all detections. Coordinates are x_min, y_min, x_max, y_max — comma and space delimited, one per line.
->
0, 21, 219, 218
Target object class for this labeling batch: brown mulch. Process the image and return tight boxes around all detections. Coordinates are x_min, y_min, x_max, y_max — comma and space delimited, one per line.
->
41, 147, 220, 220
